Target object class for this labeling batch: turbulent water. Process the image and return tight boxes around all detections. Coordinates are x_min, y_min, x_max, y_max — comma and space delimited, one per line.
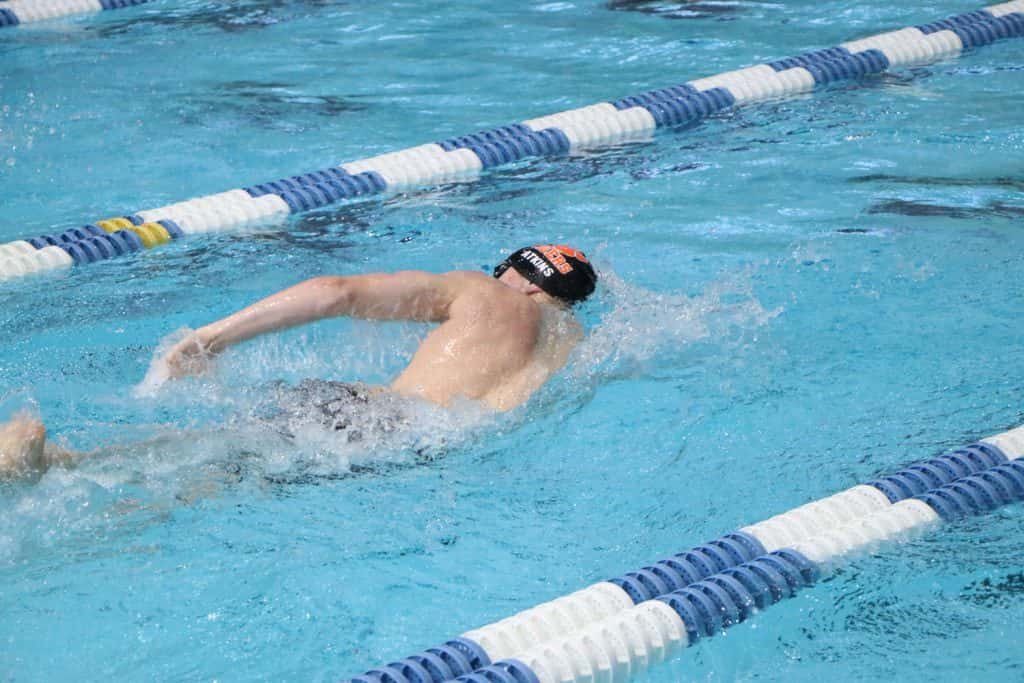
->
2, 0, 1023, 680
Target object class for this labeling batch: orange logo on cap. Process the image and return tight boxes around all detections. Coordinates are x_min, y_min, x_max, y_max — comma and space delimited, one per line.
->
537, 244, 587, 274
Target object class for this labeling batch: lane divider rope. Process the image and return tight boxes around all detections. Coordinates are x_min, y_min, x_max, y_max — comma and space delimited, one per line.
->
0, 0, 153, 28
2, 3, 1022, 282
345, 424, 1024, 683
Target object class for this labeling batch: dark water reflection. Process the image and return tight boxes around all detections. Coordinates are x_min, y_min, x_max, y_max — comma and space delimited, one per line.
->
606, 0, 748, 20
93, 0, 342, 37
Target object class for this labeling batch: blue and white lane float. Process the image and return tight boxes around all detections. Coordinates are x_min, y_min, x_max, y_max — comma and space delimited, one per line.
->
2, 1, 1024, 281
0, 0, 151, 27
345, 425, 1024, 683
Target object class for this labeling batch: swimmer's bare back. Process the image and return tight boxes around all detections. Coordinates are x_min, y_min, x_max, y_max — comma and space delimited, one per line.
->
164, 269, 582, 411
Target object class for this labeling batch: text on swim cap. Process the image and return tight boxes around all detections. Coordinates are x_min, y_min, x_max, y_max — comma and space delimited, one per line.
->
521, 250, 555, 277
536, 244, 575, 274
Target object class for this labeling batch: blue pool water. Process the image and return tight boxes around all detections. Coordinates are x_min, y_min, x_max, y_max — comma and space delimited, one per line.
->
2, 0, 1023, 680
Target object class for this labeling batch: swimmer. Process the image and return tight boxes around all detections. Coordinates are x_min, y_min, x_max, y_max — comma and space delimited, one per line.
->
0, 244, 598, 479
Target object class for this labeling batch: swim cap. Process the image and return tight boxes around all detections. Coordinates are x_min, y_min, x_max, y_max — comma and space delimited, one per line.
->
493, 244, 598, 304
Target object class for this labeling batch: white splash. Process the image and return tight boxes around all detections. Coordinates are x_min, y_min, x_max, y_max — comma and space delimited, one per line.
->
134, 326, 198, 398
573, 267, 781, 382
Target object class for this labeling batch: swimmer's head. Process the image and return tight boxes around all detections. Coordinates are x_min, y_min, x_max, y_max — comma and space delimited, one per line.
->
0, 413, 48, 480
494, 244, 598, 305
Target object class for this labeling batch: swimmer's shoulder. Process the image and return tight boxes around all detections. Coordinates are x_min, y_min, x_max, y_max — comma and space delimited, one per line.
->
441, 270, 512, 296
442, 270, 538, 314
440, 269, 494, 285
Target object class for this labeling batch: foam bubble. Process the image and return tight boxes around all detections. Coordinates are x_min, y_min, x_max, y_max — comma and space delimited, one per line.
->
0, 387, 38, 422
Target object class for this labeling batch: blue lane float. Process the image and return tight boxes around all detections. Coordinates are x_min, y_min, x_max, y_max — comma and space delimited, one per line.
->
866, 442, 1006, 502
3, 1, 1024, 282
916, 461, 1024, 519
345, 424, 1024, 683
362, 639, 492, 683
655, 549, 817, 643
607, 531, 765, 604
97, 0, 150, 8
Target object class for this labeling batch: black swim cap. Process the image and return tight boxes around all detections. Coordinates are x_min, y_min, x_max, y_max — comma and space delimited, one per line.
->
493, 244, 598, 304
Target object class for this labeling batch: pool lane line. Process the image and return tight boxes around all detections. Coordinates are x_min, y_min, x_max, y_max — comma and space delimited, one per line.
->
0, 0, 153, 27
344, 425, 1024, 683
0, 218, 182, 279
1, 1, 1023, 282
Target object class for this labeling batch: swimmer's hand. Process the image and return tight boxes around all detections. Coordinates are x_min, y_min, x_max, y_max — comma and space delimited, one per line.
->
161, 329, 218, 379
135, 327, 214, 396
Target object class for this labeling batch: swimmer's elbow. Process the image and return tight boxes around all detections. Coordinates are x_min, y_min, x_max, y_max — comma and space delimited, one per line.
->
304, 276, 354, 317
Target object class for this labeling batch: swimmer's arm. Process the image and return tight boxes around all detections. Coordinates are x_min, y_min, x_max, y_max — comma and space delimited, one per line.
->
178, 272, 458, 357
43, 441, 86, 469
